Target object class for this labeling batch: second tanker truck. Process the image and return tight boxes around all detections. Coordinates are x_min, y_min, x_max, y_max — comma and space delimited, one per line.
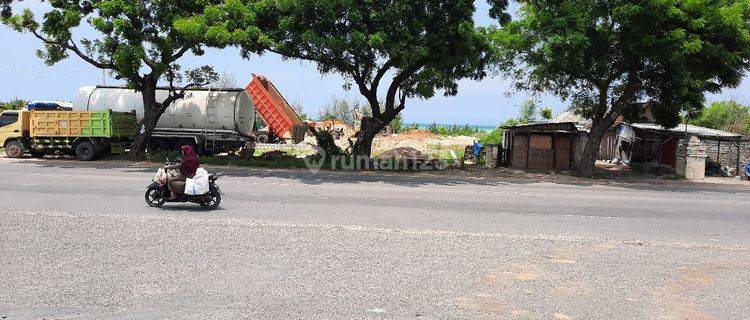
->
73, 75, 306, 155
74, 86, 255, 155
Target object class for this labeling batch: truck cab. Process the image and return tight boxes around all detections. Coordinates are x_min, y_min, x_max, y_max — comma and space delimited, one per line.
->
0, 110, 25, 157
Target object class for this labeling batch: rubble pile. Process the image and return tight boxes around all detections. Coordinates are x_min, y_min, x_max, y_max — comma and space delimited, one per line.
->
376, 147, 428, 160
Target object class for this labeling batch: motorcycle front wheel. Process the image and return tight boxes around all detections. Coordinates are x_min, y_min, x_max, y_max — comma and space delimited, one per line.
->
145, 185, 167, 207
200, 190, 221, 210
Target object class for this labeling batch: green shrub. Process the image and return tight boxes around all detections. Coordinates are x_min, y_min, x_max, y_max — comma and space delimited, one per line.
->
426, 121, 483, 136
477, 127, 504, 145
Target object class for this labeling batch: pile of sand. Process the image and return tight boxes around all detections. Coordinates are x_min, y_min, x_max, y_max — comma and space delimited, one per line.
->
301, 128, 476, 157
376, 147, 428, 160
395, 129, 438, 141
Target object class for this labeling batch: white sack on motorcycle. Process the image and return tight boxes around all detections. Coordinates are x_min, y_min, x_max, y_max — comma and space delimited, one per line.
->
185, 168, 210, 195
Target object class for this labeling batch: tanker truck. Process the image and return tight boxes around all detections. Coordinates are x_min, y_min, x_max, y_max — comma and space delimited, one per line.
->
73, 86, 256, 155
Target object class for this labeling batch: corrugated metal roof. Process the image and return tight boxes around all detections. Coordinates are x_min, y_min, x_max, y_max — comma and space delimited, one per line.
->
630, 123, 742, 140
503, 122, 581, 133
551, 111, 590, 125
551, 111, 592, 131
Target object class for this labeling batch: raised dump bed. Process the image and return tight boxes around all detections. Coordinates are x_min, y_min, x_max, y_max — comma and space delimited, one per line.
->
246, 74, 306, 143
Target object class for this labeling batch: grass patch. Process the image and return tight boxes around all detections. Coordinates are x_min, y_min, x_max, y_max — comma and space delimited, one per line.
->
255, 146, 316, 158
201, 156, 310, 169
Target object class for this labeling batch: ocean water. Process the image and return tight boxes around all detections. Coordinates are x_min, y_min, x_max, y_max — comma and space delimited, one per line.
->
413, 123, 498, 131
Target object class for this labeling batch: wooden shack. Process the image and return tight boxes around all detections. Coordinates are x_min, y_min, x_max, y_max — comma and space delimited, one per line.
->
503, 122, 583, 171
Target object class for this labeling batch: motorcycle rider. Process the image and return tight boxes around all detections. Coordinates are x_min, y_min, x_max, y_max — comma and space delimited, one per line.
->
165, 145, 200, 199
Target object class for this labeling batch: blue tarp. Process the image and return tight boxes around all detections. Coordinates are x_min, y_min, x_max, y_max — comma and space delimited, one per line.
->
26, 102, 71, 111
473, 141, 484, 157
745, 163, 750, 178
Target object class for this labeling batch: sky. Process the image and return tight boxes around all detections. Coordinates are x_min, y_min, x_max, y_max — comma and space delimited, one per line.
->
1, 1, 750, 126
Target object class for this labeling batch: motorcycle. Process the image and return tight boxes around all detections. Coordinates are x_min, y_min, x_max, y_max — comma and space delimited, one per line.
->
145, 159, 222, 210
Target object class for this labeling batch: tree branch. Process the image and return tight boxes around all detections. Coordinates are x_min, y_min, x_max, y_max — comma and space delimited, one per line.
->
372, 59, 394, 94
267, 47, 323, 65
353, 75, 380, 115
384, 59, 428, 115
171, 45, 192, 62
142, 57, 157, 69
605, 74, 641, 123
30, 29, 116, 70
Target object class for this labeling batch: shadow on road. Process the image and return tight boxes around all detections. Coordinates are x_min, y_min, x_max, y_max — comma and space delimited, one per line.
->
7, 156, 750, 194
151, 205, 229, 213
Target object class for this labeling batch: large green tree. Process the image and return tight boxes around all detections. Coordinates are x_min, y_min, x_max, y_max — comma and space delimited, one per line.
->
238, 0, 506, 157
492, 0, 750, 176
1, 0, 259, 157
690, 100, 750, 135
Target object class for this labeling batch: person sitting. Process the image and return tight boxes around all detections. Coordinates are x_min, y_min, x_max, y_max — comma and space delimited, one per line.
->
167, 145, 200, 199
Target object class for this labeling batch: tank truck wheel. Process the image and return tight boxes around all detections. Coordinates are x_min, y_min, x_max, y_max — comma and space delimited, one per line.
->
256, 135, 269, 144
75, 141, 99, 161
4, 140, 24, 158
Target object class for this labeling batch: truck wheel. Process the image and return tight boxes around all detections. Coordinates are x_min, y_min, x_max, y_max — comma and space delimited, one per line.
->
256, 134, 269, 144
75, 141, 99, 161
4, 140, 24, 158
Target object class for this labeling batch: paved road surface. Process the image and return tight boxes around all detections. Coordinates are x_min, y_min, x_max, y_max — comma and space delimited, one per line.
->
1, 157, 749, 319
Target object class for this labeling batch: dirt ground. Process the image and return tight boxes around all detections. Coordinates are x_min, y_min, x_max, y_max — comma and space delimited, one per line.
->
3, 145, 747, 191
301, 129, 476, 158
373, 130, 475, 158
450, 160, 750, 192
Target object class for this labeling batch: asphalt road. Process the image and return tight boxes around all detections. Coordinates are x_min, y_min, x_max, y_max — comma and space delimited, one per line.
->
1, 157, 749, 319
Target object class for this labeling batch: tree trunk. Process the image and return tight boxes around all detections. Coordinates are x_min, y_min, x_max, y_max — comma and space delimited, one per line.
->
128, 81, 163, 159
354, 116, 388, 157
128, 111, 159, 159
576, 116, 616, 177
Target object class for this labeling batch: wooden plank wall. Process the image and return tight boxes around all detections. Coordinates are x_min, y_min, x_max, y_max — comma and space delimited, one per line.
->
597, 130, 619, 160
511, 134, 529, 168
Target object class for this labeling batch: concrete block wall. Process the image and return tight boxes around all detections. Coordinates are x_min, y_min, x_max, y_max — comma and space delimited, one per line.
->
572, 134, 588, 168
677, 136, 707, 180
703, 139, 750, 168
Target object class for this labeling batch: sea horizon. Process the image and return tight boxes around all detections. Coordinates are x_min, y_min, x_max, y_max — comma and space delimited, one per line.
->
413, 123, 498, 131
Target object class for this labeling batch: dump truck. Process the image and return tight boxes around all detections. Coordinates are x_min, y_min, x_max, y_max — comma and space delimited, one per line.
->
0, 109, 138, 161
74, 86, 256, 155
246, 74, 306, 144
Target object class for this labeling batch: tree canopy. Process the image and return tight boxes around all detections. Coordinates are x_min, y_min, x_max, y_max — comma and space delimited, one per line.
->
1, 0, 260, 156
518, 99, 540, 123
540, 107, 553, 121
492, 0, 750, 175
690, 100, 750, 135
234, 0, 505, 156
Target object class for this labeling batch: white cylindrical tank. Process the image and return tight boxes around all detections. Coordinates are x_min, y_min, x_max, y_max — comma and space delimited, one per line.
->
73, 86, 256, 137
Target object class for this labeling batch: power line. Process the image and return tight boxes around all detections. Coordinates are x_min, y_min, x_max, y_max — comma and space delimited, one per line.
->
0, 64, 91, 75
